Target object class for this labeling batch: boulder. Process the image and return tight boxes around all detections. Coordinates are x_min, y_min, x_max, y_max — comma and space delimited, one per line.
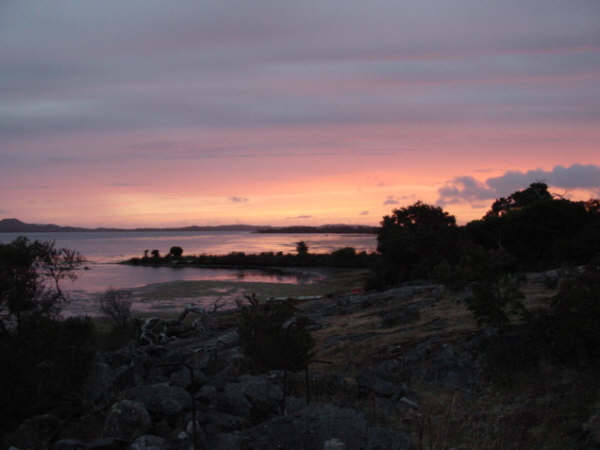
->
218, 375, 282, 419
356, 369, 400, 398
126, 383, 192, 416
103, 400, 151, 442
83, 361, 115, 407
53, 439, 121, 450
10, 414, 61, 450
366, 427, 412, 450
236, 403, 413, 450
130, 435, 169, 450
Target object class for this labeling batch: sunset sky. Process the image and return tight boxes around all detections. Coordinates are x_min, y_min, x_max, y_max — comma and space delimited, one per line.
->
1, 1, 599, 227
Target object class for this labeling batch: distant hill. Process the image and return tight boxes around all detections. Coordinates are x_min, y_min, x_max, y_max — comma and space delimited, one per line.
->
256, 224, 378, 234
0, 219, 378, 234
0, 218, 263, 233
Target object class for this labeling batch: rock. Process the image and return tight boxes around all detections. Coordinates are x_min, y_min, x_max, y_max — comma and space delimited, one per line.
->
356, 369, 402, 397
169, 367, 192, 389
218, 375, 282, 419
401, 339, 479, 391
196, 384, 217, 403
126, 383, 193, 416
83, 361, 115, 407
208, 432, 243, 450
366, 427, 412, 450
583, 411, 600, 446
324, 438, 346, 449
206, 411, 249, 432
130, 435, 168, 450
380, 307, 420, 328
103, 400, 151, 442
114, 364, 143, 392
11, 414, 61, 450
53, 439, 121, 450
53, 439, 87, 450
239, 403, 368, 450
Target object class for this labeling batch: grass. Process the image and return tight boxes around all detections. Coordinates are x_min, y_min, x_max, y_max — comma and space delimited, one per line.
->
299, 276, 597, 449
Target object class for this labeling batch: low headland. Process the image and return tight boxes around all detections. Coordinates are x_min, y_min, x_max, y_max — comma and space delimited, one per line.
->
2, 182, 600, 449
122, 244, 378, 270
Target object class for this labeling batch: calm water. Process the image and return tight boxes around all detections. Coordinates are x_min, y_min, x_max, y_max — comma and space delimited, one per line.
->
0, 231, 377, 293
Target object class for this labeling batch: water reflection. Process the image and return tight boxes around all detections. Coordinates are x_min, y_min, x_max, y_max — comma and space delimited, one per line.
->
65, 263, 322, 293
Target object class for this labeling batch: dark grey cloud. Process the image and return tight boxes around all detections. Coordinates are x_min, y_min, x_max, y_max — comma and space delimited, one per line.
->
229, 196, 249, 203
286, 215, 312, 220
438, 164, 600, 205
109, 182, 149, 187
0, 0, 598, 144
383, 196, 399, 205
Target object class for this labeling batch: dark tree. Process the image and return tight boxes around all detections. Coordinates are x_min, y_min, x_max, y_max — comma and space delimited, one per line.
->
150, 249, 160, 259
0, 237, 83, 329
169, 246, 183, 258
0, 238, 93, 434
376, 201, 458, 283
296, 241, 309, 256
485, 182, 552, 218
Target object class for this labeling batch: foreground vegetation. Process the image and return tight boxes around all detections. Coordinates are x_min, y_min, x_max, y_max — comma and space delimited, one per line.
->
2, 182, 600, 448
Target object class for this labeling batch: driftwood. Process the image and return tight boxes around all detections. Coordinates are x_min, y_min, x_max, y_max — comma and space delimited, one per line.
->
138, 298, 225, 345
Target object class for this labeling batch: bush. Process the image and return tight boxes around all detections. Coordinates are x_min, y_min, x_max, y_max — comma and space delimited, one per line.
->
0, 238, 94, 436
465, 275, 527, 331
237, 294, 314, 373
0, 315, 96, 434
534, 266, 600, 362
99, 288, 133, 330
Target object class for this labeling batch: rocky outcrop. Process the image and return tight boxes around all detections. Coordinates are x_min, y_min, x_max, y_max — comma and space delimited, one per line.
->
209, 403, 413, 450
103, 400, 151, 442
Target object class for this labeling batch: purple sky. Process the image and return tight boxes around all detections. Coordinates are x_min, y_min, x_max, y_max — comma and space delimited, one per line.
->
1, 1, 599, 226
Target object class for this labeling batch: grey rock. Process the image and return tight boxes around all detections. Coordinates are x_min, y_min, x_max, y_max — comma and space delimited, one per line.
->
169, 367, 192, 389
206, 411, 249, 432
366, 427, 412, 450
218, 375, 282, 419
11, 414, 61, 450
240, 403, 369, 450
53, 439, 121, 450
103, 400, 151, 442
129, 435, 168, 450
196, 384, 217, 402
126, 383, 192, 416
53, 439, 87, 450
208, 432, 242, 450
83, 361, 115, 406
356, 368, 402, 398
114, 364, 143, 392
324, 438, 346, 449
235, 403, 413, 450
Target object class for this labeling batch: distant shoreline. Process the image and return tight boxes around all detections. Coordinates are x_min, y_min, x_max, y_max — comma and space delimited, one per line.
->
0, 218, 378, 234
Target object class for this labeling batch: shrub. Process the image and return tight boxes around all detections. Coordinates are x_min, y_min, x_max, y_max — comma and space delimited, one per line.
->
535, 265, 600, 362
296, 241, 309, 256
237, 294, 314, 373
0, 315, 96, 434
99, 288, 133, 330
465, 275, 527, 331
169, 246, 183, 258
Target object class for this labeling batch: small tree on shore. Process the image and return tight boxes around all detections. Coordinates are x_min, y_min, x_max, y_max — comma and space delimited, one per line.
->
0, 237, 83, 329
99, 288, 133, 330
296, 241, 309, 256
169, 246, 183, 259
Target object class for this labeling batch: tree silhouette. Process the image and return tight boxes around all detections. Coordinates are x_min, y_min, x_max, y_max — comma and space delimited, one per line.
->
296, 241, 309, 256
169, 246, 183, 258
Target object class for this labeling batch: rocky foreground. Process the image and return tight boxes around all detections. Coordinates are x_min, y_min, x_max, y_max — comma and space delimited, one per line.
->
7, 277, 600, 450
